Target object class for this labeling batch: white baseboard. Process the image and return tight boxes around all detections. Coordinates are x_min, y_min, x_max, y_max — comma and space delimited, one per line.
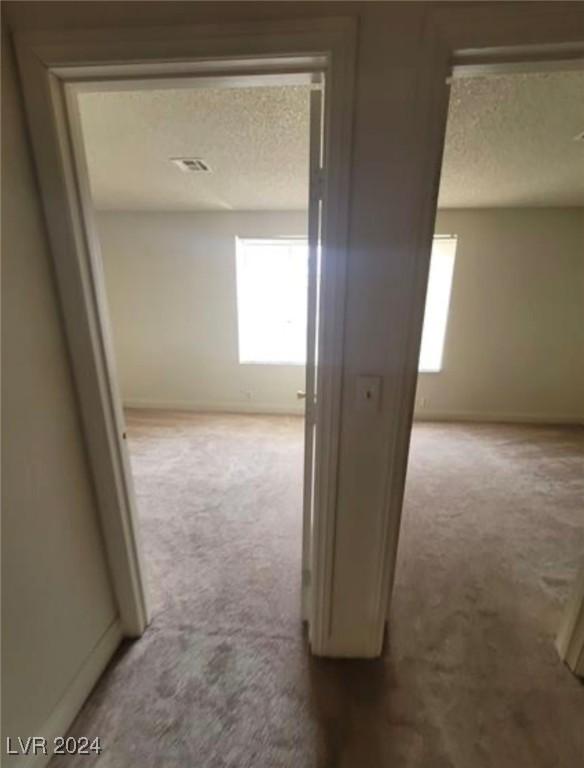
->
123, 402, 583, 425
123, 398, 305, 416
413, 410, 584, 426
556, 566, 584, 677
6, 620, 122, 768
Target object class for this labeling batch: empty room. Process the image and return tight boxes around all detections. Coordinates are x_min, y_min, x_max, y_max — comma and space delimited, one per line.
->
76, 80, 322, 634
393, 68, 584, 761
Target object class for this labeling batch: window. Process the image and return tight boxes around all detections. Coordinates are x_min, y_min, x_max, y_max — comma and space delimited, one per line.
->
418, 236, 457, 373
235, 238, 308, 365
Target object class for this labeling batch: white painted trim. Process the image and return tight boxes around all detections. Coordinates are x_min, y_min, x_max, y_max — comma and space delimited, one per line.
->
301, 87, 323, 625
450, 56, 584, 80
308, 23, 356, 658
452, 41, 584, 72
14, 45, 150, 639
123, 399, 305, 417
413, 411, 584, 426
70, 70, 323, 95
25, 620, 122, 768
14, 17, 356, 657
372, 24, 454, 653
557, 566, 584, 677
375, 15, 584, 655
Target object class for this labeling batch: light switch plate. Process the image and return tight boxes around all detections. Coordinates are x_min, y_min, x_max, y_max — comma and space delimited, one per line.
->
355, 375, 382, 412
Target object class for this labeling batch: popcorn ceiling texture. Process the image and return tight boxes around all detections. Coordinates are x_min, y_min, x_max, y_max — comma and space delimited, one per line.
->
78, 73, 584, 212
440, 72, 584, 208
78, 86, 310, 211
51, 413, 584, 767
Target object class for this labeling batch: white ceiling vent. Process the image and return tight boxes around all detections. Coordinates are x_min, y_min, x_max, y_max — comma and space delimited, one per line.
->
171, 157, 212, 173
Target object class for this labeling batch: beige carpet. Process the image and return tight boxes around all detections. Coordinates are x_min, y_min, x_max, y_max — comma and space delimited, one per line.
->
51, 413, 584, 767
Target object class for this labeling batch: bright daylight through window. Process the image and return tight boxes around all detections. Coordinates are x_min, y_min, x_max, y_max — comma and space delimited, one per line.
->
418, 236, 457, 373
236, 238, 309, 365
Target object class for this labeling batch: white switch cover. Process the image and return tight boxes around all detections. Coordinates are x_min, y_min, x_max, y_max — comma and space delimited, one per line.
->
355, 375, 382, 412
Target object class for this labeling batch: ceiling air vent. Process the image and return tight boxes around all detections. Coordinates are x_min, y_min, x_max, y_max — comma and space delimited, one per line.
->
171, 157, 212, 173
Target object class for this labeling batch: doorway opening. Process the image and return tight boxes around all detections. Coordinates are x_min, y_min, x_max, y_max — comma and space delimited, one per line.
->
69, 74, 327, 640
16, 19, 356, 656
393, 63, 584, 744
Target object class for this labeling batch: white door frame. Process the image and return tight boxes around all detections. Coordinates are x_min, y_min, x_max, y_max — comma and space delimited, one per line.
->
14, 18, 356, 655
378, 9, 584, 668
557, 565, 584, 676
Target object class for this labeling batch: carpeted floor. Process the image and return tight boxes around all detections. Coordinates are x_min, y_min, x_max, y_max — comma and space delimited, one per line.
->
52, 413, 584, 767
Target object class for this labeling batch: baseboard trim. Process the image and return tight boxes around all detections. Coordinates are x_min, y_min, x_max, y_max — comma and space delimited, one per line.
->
11, 619, 123, 768
123, 398, 305, 417
413, 410, 584, 426
556, 567, 584, 677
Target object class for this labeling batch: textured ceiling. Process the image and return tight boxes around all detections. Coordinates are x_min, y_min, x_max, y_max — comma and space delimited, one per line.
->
78, 86, 311, 211
78, 71, 584, 211
439, 71, 584, 207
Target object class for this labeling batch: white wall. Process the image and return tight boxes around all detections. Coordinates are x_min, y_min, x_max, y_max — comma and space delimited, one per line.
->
97, 211, 308, 414
1, 28, 118, 757
100, 208, 584, 424
6, 0, 584, 661
415, 209, 584, 424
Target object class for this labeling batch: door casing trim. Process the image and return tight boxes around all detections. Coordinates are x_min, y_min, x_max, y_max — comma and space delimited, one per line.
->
14, 18, 356, 655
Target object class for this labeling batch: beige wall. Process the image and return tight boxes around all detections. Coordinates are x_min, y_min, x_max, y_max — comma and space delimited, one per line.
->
100, 209, 583, 423
1, 31, 117, 747
5, 0, 584, 664
415, 209, 584, 423
97, 211, 307, 414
